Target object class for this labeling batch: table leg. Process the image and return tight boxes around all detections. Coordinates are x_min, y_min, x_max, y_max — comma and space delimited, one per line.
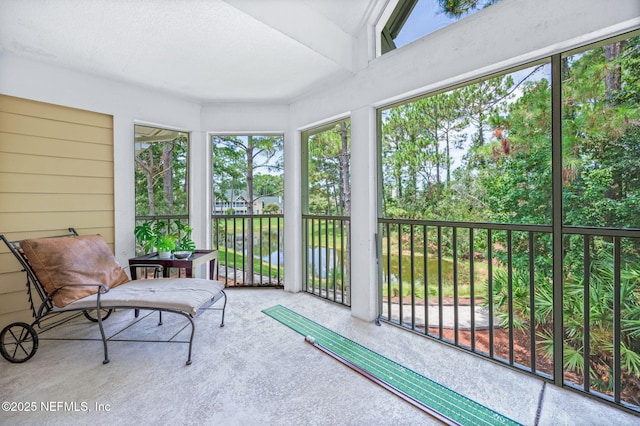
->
209, 259, 217, 281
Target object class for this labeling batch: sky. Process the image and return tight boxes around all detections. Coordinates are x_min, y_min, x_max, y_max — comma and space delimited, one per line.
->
394, 0, 496, 48
379, 62, 551, 172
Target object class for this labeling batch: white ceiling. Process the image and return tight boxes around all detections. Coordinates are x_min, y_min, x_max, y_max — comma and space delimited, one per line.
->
0, 0, 383, 103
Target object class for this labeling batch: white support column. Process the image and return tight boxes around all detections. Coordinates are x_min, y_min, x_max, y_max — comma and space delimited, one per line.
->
349, 106, 378, 322
284, 128, 303, 293
189, 129, 210, 278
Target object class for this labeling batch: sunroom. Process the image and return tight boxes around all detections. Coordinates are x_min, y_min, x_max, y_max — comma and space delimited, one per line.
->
1, 0, 639, 424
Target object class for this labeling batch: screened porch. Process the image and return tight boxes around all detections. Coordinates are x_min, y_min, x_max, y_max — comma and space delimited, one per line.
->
1, 0, 640, 424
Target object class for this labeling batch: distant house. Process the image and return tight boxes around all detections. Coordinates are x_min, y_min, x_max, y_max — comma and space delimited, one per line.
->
213, 191, 282, 215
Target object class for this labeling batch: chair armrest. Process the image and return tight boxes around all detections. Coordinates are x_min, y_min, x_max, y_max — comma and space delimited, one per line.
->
126, 263, 164, 279
48, 283, 111, 297
37, 284, 111, 317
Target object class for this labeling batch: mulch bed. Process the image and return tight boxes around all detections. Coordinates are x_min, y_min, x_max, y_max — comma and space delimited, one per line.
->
424, 320, 639, 407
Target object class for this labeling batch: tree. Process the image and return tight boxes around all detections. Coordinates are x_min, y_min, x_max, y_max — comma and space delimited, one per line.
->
562, 37, 640, 229
416, 93, 467, 211
378, 34, 640, 399
486, 40, 640, 396
308, 132, 341, 214
135, 135, 188, 217
307, 121, 352, 301
308, 122, 351, 216
337, 122, 351, 218
253, 174, 283, 199
135, 142, 158, 216
263, 203, 280, 214
460, 74, 514, 157
212, 135, 283, 284
479, 76, 552, 225
437, 0, 500, 18
381, 102, 438, 216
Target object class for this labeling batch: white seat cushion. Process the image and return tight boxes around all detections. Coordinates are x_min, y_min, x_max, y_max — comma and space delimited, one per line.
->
59, 278, 225, 316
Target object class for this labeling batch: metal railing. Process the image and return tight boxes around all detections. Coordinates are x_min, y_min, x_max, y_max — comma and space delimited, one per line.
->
378, 217, 640, 414
212, 214, 284, 287
302, 215, 351, 306
137, 213, 639, 412
135, 215, 190, 243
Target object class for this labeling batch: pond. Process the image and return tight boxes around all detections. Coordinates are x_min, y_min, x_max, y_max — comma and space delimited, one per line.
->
218, 228, 485, 292
261, 246, 341, 279
381, 253, 488, 299
382, 253, 456, 287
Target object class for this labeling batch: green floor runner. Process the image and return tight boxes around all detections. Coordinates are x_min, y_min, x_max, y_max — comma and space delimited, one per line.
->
263, 305, 521, 426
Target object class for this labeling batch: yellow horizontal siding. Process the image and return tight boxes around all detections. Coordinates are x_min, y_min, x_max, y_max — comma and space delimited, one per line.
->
0, 152, 113, 177
0, 229, 78, 245
0, 95, 112, 128
0, 211, 115, 234
0, 111, 113, 145
0, 132, 113, 161
0, 228, 114, 247
0, 172, 113, 194
0, 310, 34, 328
0, 270, 25, 293
0, 291, 32, 315
0, 95, 116, 329
0, 253, 20, 273
78, 227, 115, 243
0, 193, 114, 213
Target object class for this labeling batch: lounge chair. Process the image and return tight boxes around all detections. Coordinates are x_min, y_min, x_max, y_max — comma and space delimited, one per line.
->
0, 228, 226, 365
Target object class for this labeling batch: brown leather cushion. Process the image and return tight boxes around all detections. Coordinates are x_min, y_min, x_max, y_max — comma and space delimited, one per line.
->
21, 234, 130, 308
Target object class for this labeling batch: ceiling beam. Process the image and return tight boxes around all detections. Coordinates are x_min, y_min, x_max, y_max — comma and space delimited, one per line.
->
224, 0, 356, 73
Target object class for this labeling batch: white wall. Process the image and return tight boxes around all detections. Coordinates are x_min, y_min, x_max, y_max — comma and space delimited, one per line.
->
0, 55, 291, 276
201, 103, 289, 134
1, 0, 638, 318
0, 53, 203, 266
289, 0, 640, 321
292, 0, 640, 125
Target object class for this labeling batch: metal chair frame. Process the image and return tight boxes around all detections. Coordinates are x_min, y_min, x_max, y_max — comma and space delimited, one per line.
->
0, 228, 226, 365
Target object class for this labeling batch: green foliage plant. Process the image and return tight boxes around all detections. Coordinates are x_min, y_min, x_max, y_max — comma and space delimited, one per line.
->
134, 220, 195, 254
263, 203, 280, 214
174, 220, 196, 252
155, 234, 176, 252
490, 244, 640, 397
134, 221, 166, 253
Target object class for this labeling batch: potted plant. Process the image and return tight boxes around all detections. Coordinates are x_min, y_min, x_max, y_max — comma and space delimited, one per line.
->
134, 222, 158, 253
155, 234, 176, 259
134, 221, 176, 258
134, 220, 195, 259
173, 221, 196, 258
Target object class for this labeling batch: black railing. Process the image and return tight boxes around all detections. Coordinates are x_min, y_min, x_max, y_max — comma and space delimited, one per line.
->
378, 217, 640, 414
212, 214, 284, 287
135, 215, 190, 231
302, 215, 351, 306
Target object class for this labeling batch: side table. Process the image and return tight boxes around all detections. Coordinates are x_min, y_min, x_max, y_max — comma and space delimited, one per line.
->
128, 249, 218, 280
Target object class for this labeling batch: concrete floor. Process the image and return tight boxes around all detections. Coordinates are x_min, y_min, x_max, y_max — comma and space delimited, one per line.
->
1, 288, 638, 426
